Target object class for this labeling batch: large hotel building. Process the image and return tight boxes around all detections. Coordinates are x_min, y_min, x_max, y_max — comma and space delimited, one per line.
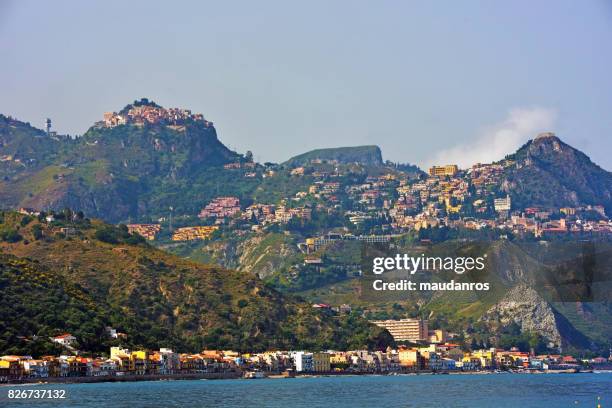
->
428, 165, 458, 177
370, 318, 429, 343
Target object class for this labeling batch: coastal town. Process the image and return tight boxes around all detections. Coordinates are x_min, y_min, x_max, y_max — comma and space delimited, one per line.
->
2, 322, 611, 383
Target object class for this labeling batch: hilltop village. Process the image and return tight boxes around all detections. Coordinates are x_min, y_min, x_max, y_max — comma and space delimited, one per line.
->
98, 99, 214, 129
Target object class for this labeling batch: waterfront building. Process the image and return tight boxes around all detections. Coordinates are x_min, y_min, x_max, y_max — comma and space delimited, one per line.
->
293, 352, 313, 372
398, 348, 425, 369
312, 352, 331, 372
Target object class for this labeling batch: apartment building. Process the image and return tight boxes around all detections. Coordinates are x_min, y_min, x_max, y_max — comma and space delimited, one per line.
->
370, 318, 429, 343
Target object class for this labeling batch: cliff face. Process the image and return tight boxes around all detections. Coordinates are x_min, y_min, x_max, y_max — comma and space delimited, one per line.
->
236, 233, 298, 278
187, 232, 299, 279
483, 284, 562, 348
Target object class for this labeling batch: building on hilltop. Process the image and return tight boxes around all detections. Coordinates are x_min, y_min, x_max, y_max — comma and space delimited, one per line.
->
100, 103, 211, 128
428, 165, 458, 177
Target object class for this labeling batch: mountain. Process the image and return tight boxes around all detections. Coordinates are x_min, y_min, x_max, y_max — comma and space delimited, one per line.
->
284, 145, 384, 167
0, 106, 418, 223
0, 101, 243, 221
0, 210, 393, 356
502, 132, 612, 213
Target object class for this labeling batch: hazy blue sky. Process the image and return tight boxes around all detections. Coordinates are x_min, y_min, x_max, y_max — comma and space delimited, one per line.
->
1, 0, 611, 169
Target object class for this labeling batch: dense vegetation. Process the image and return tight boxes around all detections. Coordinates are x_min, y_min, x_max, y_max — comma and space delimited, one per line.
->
0, 211, 393, 356
283, 145, 384, 167
0, 109, 243, 222
503, 135, 612, 214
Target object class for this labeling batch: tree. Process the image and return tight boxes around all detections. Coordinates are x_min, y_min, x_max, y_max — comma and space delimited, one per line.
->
32, 224, 44, 240
0, 228, 22, 243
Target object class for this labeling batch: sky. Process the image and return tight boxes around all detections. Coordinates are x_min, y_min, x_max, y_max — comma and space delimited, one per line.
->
1, 0, 611, 169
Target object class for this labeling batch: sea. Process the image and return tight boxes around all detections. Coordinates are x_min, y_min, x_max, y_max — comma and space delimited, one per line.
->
1, 372, 610, 408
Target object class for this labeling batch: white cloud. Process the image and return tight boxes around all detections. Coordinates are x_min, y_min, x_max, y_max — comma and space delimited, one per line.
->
423, 107, 557, 169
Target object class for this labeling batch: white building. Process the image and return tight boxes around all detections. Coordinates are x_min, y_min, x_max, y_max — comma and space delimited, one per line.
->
494, 195, 511, 212
292, 352, 313, 372
159, 348, 180, 374
52, 333, 76, 347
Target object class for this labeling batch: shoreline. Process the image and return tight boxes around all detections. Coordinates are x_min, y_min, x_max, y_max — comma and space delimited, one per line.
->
3, 368, 603, 386
1, 372, 240, 386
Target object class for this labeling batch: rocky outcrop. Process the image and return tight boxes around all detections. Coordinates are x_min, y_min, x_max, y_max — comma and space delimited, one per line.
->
236, 234, 297, 278
482, 284, 562, 348
198, 233, 298, 278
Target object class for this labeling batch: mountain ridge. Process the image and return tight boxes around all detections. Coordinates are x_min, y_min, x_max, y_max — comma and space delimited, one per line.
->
284, 145, 384, 167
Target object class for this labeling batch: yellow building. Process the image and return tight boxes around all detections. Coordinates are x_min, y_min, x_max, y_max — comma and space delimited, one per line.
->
414, 217, 439, 231
131, 350, 148, 360
398, 349, 423, 368
110, 347, 130, 359
444, 197, 462, 213
428, 329, 446, 343
131, 350, 149, 374
472, 349, 496, 368
329, 353, 348, 366
560, 207, 576, 216
110, 347, 131, 370
171, 226, 219, 241
428, 165, 458, 177
312, 352, 331, 372
417, 344, 436, 355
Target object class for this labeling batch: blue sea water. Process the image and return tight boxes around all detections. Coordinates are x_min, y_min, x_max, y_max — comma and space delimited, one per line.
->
1, 373, 610, 408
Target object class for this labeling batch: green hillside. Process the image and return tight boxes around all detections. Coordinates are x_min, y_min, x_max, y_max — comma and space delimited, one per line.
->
0, 102, 248, 221
0, 210, 393, 356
